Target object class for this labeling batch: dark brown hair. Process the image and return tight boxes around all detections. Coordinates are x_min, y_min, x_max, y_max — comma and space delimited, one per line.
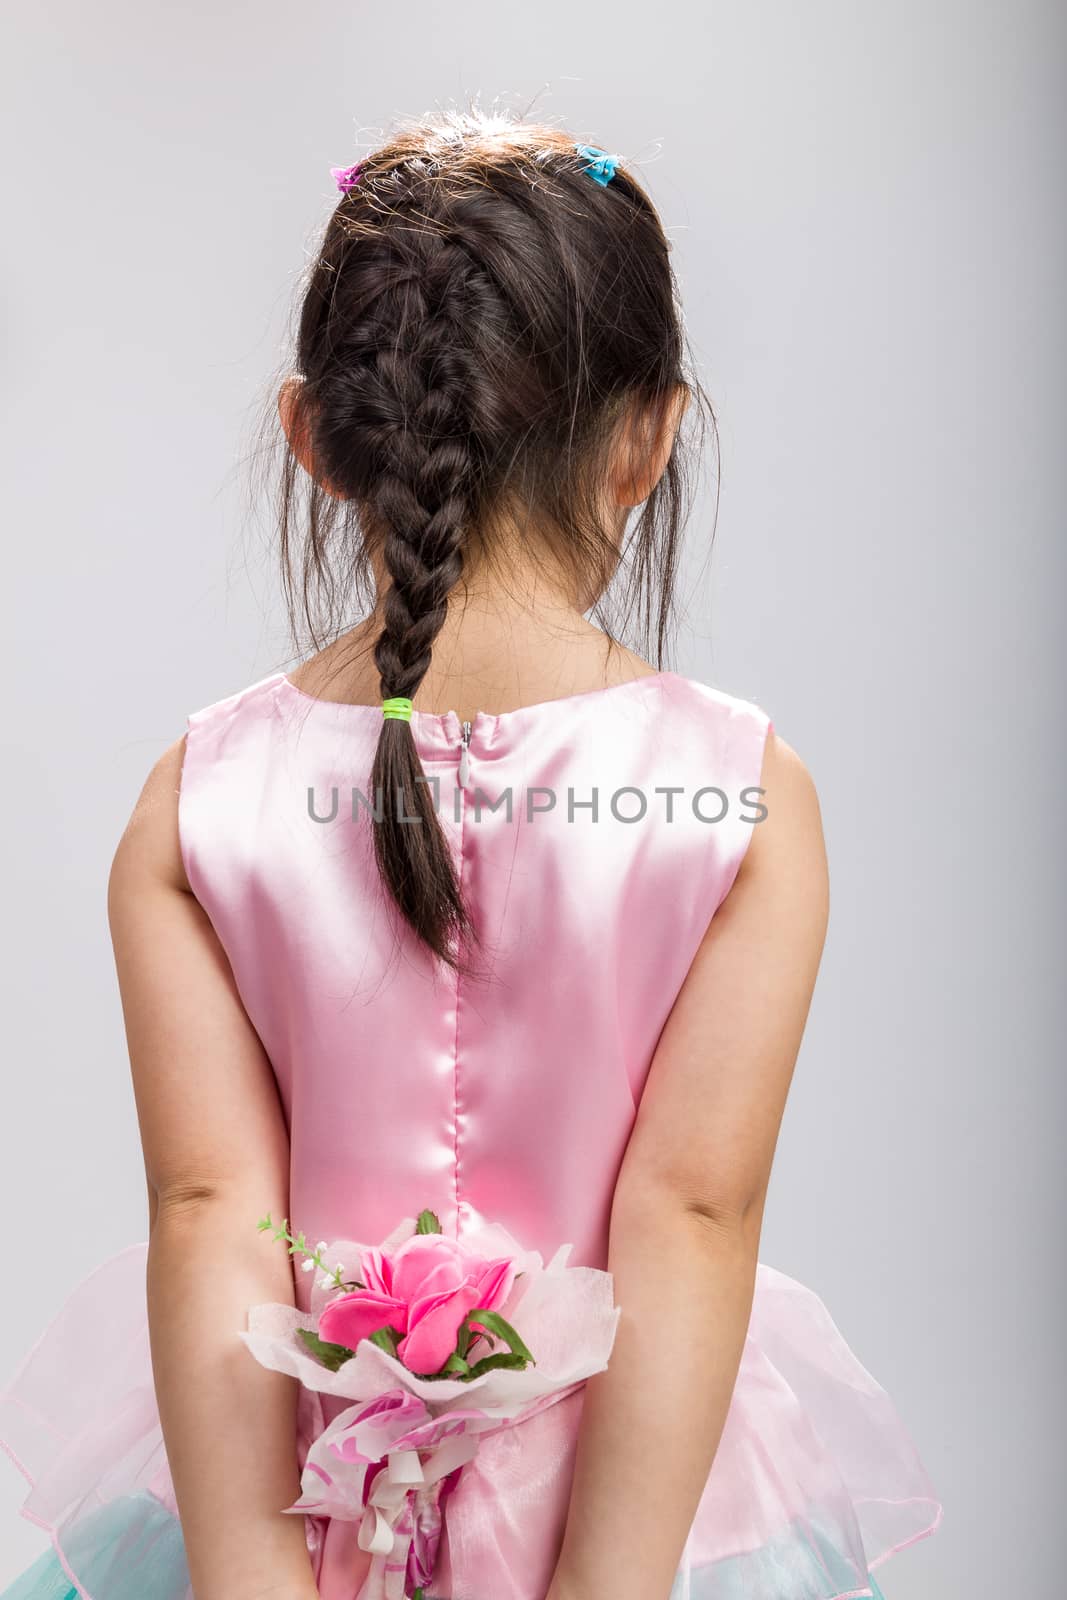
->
271, 108, 715, 972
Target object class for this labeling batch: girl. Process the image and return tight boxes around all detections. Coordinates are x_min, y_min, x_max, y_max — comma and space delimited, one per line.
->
0, 109, 940, 1600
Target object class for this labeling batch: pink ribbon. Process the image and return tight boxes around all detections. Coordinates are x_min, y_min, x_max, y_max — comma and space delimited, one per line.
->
287, 1385, 583, 1599
287, 1390, 507, 1599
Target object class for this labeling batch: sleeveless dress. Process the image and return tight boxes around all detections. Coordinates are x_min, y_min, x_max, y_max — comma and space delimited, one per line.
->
0, 669, 941, 1600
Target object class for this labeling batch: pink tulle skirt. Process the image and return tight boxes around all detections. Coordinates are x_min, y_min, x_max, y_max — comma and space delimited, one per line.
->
0, 1244, 940, 1600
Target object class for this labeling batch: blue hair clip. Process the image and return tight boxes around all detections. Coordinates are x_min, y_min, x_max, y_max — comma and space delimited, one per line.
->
575, 143, 619, 188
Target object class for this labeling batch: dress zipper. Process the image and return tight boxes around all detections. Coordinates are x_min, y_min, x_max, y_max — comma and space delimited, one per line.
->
458, 720, 473, 789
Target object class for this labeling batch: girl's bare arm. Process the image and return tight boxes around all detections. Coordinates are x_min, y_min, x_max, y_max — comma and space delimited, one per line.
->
546, 730, 830, 1600
108, 737, 318, 1600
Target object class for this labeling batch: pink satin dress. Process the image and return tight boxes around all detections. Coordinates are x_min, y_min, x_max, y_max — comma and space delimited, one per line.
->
0, 669, 940, 1600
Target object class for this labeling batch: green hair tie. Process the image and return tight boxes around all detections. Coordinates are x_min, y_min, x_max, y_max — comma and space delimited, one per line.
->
381, 696, 413, 722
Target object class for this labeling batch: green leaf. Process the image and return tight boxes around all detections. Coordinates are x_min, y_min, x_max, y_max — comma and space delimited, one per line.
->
436, 1350, 471, 1378
465, 1309, 535, 1366
296, 1328, 357, 1372
368, 1324, 402, 1358
415, 1209, 442, 1234
464, 1350, 531, 1379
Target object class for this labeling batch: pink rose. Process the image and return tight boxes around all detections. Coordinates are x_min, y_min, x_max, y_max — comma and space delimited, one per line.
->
317, 1231, 518, 1376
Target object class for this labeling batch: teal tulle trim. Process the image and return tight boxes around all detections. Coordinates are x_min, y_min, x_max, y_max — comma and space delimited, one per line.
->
0, 1496, 890, 1600
0, 1544, 78, 1600
0, 1491, 189, 1600
1, 1557, 891, 1600
1, 1544, 890, 1600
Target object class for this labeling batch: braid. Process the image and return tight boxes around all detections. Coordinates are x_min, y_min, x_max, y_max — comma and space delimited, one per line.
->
369, 250, 476, 701
367, 249, 480, 966
308, 233, 490, 967
281, 111, 703, 972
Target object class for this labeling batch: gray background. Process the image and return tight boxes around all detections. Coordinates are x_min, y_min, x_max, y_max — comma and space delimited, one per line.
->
1, 2, 1063, 1593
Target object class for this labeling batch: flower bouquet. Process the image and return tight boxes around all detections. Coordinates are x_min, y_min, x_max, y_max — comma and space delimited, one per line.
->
241, 1208, 620, 1600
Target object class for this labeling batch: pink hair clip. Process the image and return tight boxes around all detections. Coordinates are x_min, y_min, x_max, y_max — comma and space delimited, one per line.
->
330, 161, 362, 194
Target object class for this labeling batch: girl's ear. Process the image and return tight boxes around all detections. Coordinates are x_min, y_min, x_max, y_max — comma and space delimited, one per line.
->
278, 376, 346, 499
278, 376, 312, 471
610, 384, 690, 508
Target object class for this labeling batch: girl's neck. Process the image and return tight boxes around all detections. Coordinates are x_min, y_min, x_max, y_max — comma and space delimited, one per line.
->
290, 604, 655, 722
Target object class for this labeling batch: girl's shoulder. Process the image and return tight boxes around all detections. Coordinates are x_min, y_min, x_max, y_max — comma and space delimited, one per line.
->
184, 669, 288, 735
109, 673, 287, 901
651, 670, 776, 790
108, 733, 190, 900
660, 667, 771, 729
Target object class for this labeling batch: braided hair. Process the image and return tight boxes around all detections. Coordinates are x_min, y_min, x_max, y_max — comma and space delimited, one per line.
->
275, 109, 711, 972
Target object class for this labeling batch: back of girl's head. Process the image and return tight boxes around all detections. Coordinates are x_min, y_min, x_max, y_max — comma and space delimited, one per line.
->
274, 106, 711, 972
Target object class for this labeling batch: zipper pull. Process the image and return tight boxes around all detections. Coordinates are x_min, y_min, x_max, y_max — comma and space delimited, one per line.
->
458, 720, 472, 789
